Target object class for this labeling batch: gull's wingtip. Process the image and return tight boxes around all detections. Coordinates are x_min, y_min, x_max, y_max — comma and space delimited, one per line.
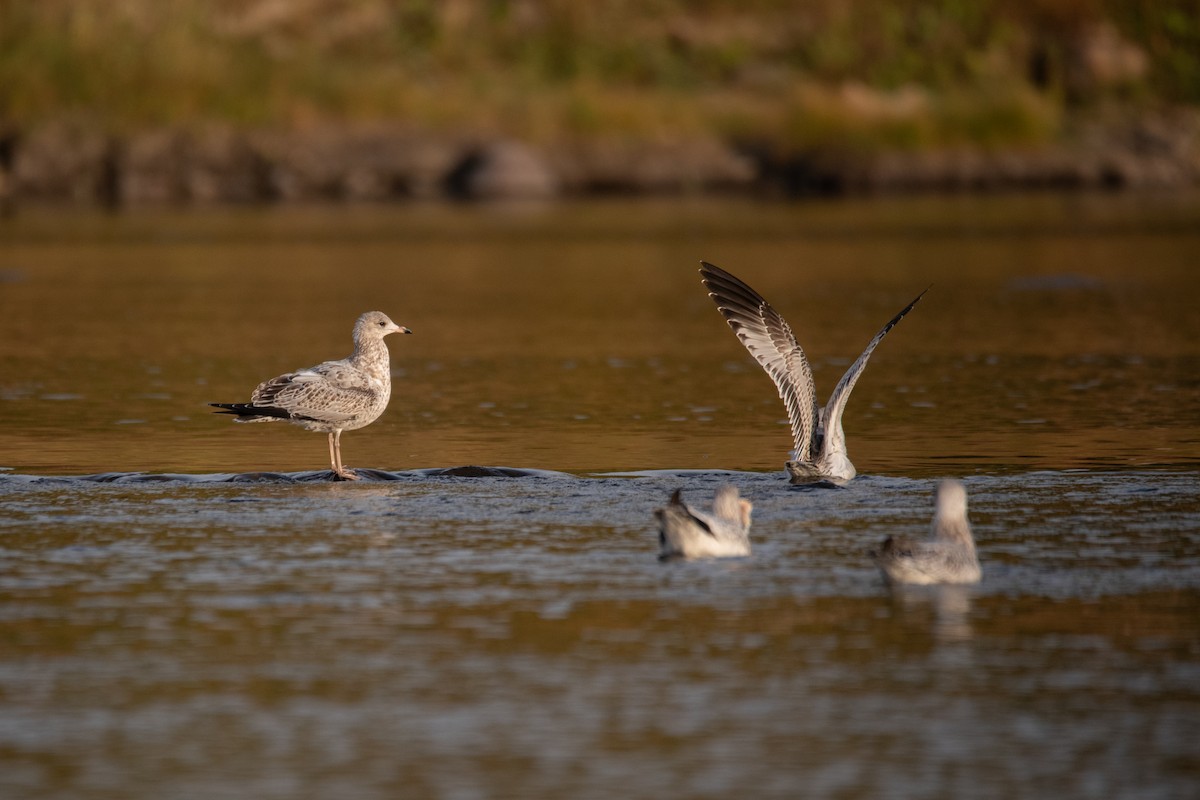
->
873, 284, 931, 339
907, 284, 933, 308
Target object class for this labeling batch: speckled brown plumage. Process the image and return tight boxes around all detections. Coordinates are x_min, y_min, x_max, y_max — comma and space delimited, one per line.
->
211, 311, 411, 480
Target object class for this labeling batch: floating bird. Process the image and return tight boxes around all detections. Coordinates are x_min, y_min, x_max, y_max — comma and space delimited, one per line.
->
700, 262, 925, 483
655, 486, 752, 559
871, 479, 981, 585
211, 311, 411, 480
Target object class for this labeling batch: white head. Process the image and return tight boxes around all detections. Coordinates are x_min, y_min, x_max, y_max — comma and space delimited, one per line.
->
712, 485, 753, 530
354, 311, 411, 341
932, 479, 972, 544
935, 479, 967, 517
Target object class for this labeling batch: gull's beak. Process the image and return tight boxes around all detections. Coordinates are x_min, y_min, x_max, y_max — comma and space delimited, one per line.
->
398, 326, 413, 335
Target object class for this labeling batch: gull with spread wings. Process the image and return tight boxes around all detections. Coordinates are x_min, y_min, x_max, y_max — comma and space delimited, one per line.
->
700, 262, 926, 484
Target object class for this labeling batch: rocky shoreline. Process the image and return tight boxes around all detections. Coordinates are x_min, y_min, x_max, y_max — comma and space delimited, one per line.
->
2, 112, 1198, 206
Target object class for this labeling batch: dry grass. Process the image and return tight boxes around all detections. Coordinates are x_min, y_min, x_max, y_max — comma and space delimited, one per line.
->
0, 0, 1194, 150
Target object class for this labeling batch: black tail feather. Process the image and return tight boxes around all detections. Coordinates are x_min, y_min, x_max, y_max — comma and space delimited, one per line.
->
209, 403, 293, 420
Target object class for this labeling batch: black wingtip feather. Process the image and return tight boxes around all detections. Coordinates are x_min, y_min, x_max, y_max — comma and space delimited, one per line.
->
877, 286, 930, 339
700, 262, 777, 319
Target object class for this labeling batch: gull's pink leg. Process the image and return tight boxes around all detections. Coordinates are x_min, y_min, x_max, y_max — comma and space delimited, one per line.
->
332, 429, 359, 481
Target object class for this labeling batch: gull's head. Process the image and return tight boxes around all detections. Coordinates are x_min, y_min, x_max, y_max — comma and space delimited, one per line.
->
935, 479, 967, 516
355, 311, 412, 341
712, 485, 753, 530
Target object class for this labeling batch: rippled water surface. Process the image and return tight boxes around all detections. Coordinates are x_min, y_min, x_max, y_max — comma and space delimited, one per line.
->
1, 194, 1199, 798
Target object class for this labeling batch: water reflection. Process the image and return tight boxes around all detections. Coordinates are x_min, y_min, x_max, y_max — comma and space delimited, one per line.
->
2, 467, 1199, 797
887, 583, 977, 644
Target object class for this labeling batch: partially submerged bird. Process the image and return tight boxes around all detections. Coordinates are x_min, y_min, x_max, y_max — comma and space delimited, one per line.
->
871, 479, 981, 585
210, 311, 411, 480
700, 262, 926, 484
655, 486, 752, 560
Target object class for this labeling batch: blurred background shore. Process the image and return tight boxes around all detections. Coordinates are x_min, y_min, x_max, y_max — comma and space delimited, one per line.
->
1, 0, 1198, 205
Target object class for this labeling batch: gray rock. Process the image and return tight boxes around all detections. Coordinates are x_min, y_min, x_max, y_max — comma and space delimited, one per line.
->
120, 129, 188, 204
251, 127, 464, 201
11, 121, 117, 202
449, 140, 560, 200
552, 138, 757, 193
186, 126, 270, 203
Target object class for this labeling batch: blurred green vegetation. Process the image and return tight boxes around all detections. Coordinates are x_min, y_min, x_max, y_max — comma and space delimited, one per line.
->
0, 0, 1196, 150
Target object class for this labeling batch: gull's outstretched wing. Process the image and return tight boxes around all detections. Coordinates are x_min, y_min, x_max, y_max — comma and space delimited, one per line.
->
820, 288, 928, 455
700, 262, 820, 461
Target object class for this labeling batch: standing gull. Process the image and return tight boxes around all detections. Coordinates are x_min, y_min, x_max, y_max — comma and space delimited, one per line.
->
700, 262, 926, 484
655, 486, 752, 560
871, 479, 981, 585
210, 311, 411, 480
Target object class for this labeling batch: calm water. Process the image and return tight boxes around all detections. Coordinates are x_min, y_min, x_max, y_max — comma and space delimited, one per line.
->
1, 193, 1199, 798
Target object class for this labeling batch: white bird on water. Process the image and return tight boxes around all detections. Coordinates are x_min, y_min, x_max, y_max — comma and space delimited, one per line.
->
655, 486, 752, 560
211, 311, 411, 480
871, 479, 982, 585
699, 262, 926, 484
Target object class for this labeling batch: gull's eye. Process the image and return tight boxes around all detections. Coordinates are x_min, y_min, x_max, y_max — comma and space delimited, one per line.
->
378, 321, 387, 327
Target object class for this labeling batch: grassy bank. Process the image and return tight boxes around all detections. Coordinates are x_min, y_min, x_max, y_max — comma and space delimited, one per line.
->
1, 0, 1197, 154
